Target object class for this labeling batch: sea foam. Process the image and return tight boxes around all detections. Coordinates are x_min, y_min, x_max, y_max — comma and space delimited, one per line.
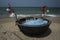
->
23, 19, 48, 25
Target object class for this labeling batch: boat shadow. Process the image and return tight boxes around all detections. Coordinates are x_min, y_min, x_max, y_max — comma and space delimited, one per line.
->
21, 28, 52, 38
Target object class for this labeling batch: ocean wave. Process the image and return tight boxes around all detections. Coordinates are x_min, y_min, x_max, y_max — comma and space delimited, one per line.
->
9, 14, 60, 18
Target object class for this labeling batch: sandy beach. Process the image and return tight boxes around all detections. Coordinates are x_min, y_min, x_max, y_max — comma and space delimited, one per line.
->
0, 17, 60, 40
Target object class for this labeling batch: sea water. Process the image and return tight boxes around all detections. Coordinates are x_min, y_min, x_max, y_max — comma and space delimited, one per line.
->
0, 7, 60, 18
23, 19, 48, 25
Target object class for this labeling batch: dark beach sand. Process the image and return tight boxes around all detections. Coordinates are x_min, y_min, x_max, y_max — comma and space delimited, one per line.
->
0, 16, 60, 40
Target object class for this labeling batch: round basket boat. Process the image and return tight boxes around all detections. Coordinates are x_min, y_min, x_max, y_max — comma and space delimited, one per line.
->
16, 17, 51, 35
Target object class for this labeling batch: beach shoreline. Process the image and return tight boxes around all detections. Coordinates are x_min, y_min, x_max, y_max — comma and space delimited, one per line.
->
0, 14, 60, 24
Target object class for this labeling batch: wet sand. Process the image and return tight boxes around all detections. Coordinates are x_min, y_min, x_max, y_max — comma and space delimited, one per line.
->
0, 17, 60, 40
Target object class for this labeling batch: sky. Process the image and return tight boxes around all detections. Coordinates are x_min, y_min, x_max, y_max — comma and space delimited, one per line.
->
0, 0, 60, 7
